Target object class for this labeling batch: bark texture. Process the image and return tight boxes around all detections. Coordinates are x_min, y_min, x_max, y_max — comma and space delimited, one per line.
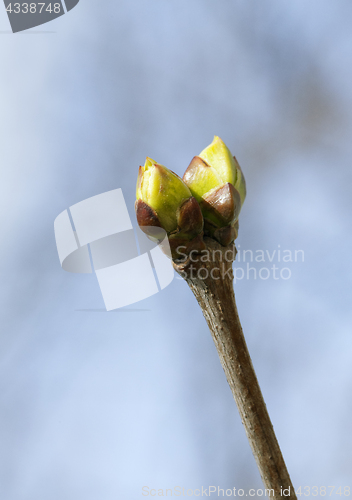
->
173, 237, 296, 498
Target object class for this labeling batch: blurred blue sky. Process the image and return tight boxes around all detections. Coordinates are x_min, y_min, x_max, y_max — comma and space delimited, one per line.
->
1, 1, 352, 498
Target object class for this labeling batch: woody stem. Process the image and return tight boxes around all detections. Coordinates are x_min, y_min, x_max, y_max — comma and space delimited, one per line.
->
173, 237, 296, 498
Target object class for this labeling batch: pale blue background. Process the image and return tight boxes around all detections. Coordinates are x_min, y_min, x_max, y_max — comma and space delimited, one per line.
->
0, 1, 351, 498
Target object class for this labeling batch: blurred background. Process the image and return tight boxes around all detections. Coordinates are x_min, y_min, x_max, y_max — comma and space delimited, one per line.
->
1, 0, 352, 498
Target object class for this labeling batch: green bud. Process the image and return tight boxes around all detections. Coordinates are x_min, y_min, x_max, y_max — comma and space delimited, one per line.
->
136, 157, 192, 233
182, 137, 246, 246
199, 135, 237, 187
135, 158, 205, 259
182, 156, 222, 203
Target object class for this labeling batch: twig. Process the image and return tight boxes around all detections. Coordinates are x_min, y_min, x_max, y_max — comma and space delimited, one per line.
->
173, 237, 296, 498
